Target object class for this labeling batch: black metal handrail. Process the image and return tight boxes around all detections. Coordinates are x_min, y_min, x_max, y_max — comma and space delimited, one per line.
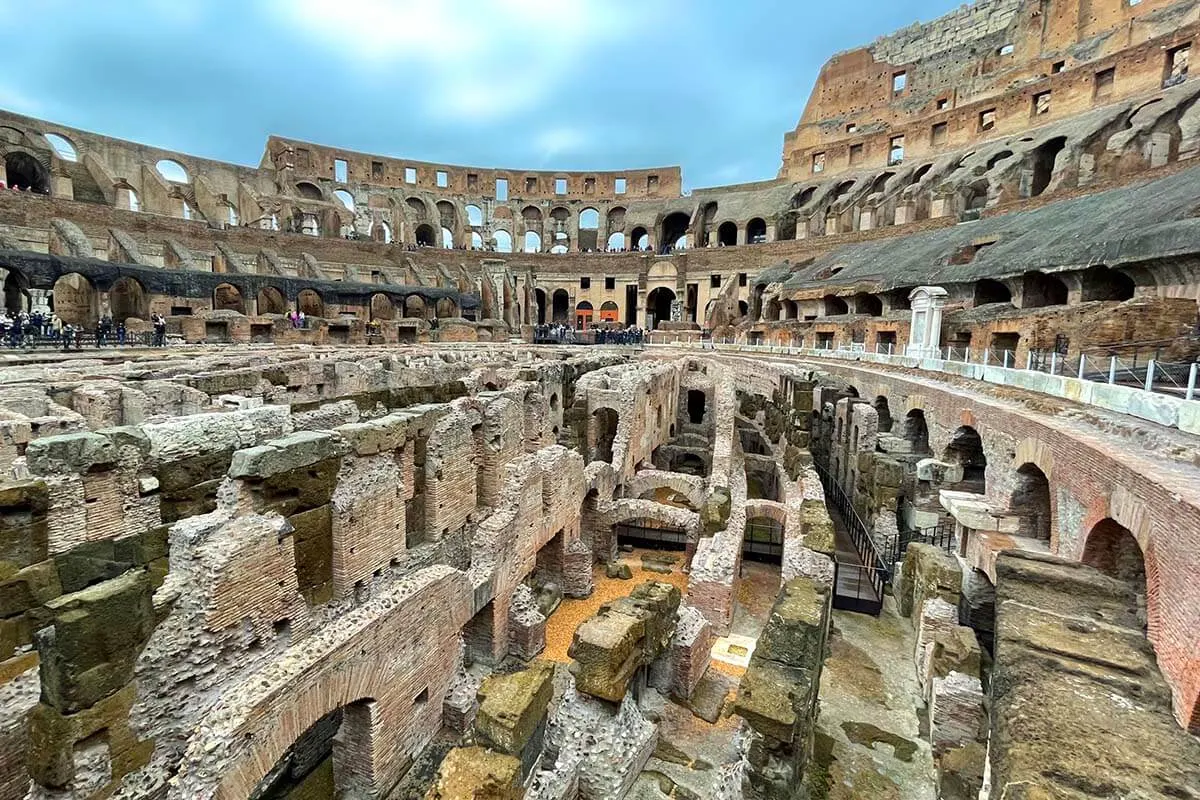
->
812, 461, 888, 612
889, 504, 956, 565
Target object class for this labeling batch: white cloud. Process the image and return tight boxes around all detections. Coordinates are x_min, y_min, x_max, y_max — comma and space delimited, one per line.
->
533, 127, 590, 162
275, 0, 636, 121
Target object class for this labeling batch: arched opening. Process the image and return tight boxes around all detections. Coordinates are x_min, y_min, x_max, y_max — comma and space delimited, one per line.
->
873, 396, 893, 433
2, 269, 29, 316
404, 295, 426, 319
51, 272, 96, 325
822, 295, 848, 316
630, 226, 649, 251
492, 230, 513, 253
1021, 272, 1068, 308
1030, 136, 1067, 197
737, 300, 748, 318
781, 299, 798, 320
646, 287, 676, 330
43, 133, 77, 161
105, 276, 147, 321
852, 293, 882, 316
575, 300, 593, 330
744, 516, 783, 564
296, 182, 322, 200
606, 232, 625, 251
436, 297, 458, 318
257, 286, 287, 315
903, 409, 931, 454
746, 217, 767, 244
717, 221, 738, 246
686, 389, 706, 424
1010, 463, 1051, 541
973, 279, 1012, 306
592, 407, 619, 464
659, 212, 690, 253
524, 231, 542, 253
614, 517, 688, 553
4, 152, 48, 193
469, 231, 483, 250
1080, 266, 1136, 301
212, 282, 245, 314
465, 204, 484, 227
673, 453, 707, 476
1081, 518, 1146, 626
535, 288, 547, 324
333, 189, 354, 211
156, 159, 189, 183
370, 293, 396, 321
414, 224, 436, 247
986, 150, 1014, 171
599, 300, 619, 323
250, 698, 377, 799
551, 289, 570, 324
943, 426, 987, 491
441, 226, 454, 249
297, 289, 324, 319
372, 220, 393, 243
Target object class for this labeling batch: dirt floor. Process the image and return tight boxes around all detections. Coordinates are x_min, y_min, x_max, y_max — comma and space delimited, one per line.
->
541, 547, 690, 663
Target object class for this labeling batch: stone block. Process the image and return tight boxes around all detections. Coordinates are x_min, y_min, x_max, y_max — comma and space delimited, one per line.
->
36, 570, 155, 714
929, 671, 985, 755
896, 542, 962, 618
475, 662, 554, 757
425, 746, 523, 800
26, 432, 116, 475
228, 431, 346, 480
752, 578, 831, 668
0, 560, 62, 618
0, 480, 50, 572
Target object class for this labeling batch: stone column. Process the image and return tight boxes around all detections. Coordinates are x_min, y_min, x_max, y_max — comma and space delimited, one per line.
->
907, 286, 949, 358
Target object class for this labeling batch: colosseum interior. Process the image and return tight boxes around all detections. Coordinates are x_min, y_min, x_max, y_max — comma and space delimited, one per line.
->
1, 0, 1200, 798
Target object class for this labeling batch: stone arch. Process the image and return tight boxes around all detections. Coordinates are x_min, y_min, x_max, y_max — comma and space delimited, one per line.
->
171, 570, 470, 800
1081, 518, 1147, 612
746, 217, 767, 244
943, 425, 987, 490
659, 211, 690, 252
297, 288, 324, 318
52, 272, 97, 325
852, 293, 882, 316
296, 182, 322, 200
404, 295, 427, 319
628, 470, 705, 511
212, 282, 245, 314
823, 295, 848, 316
1079, 266, 1136, 301
1, 266, 29, 315
630, 226, 649, 251
1021, 271, 1068, 308
873, 395, 893, 433
1012, 437, 1055, 482
717, 221, 738, 246
973, 279, 1012, 306
414, 224, 436, 247
902, 408, 931, 454
646, 287, 675, 329
551, 289, 570, 324
435, 297, 458, 318
370, 293, 396, 321
257, 286, 287, 315
4, 150, 49, 193
1009, 462, 1052, 542
155, 159, 189, 183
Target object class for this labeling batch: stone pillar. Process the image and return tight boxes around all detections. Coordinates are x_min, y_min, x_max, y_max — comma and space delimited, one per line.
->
736, 225, 747, 245
765, 223, 776, 242
907, 286, 949, 358
795, 215, 810, 239
894, 201, 915, 225
29, 289, 51, 316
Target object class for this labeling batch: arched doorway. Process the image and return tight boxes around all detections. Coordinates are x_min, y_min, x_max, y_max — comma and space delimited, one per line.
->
435, 297, 458, 318
249, 699, 377, 799
212, 282, 245, 314
630, 226, 649, 251
646, 287, 675, 330
52, 273, 97, 325
404, 295, 426, 319
902, 409, 931, 454
370, 293, 396, 321
873, 396, 893, 433
973, 279, 1012, 306
592, 407, 619, 464
575, 300, 593, 330
1081, 518, 1146, 626
297, 289, 324, 318
551, 289, 569, 324
746, 217, 767, 244
943, 426, 987, 491
659, 212, 689, 253
687, 389, 706, 424
414, 224, 436, 247
256, 286, 287, 315
2, 268, 29, 315
717, 221, 737, 246
744, 516, 783, 563
1010, 463, 1051, 541
1021, 272, 1068, 307
599, 300, 619, 323
4, 152, 48, 193
535, 288, 547, 324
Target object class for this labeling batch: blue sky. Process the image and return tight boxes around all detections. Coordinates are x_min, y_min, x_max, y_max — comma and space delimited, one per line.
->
1, 0, 965, 190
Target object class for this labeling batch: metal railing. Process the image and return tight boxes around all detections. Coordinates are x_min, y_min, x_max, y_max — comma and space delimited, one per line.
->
667, 338, 1200, 402
813, 461, 888, 615
887, 505, 956, 566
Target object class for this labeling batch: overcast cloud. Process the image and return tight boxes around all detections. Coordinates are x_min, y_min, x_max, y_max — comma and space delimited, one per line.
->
1, 0, 965, 189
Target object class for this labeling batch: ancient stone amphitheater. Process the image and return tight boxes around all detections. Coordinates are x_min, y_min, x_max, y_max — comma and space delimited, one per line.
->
1, 0, 1199, 798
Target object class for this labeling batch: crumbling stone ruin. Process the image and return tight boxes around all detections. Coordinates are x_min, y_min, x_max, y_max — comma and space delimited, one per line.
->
1, 0, 1200, 796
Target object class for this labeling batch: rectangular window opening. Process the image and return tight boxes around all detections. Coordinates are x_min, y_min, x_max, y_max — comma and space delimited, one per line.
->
979, 109, 997, 132
647, 175, 659, 192
604, 276, 615, 290
846, 123, 858, 133
467, 173, 478, 190
1094, 67, 1116, 99
738, 273, 748, 287
936, 98, 950, 111
1165, 43, 1190, 87
1033, 91, 1051, 117
371, 161, 384, 179
405, 167, 417, 184
555, 178, 567, 195
892, 71, 907, 93
812, 152, 826, 174
334, 158, 348, 183
931, 122, 948, 146
1052, 60, 1066, 74
525, 176, 538, 193
848, 143, 864, 165
888, 135, 905, 166
584, 177, 596, 193
614, 177, 627, 194
436, 170, 448, 188
495, 178, 508, 201
998, 43, 1014, 56
710, 274, 721, 289
580, 277, 591, 290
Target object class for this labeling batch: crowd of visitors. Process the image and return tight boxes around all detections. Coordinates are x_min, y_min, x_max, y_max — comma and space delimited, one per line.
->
533, 323, 646, 345
0, 309, 171, 350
